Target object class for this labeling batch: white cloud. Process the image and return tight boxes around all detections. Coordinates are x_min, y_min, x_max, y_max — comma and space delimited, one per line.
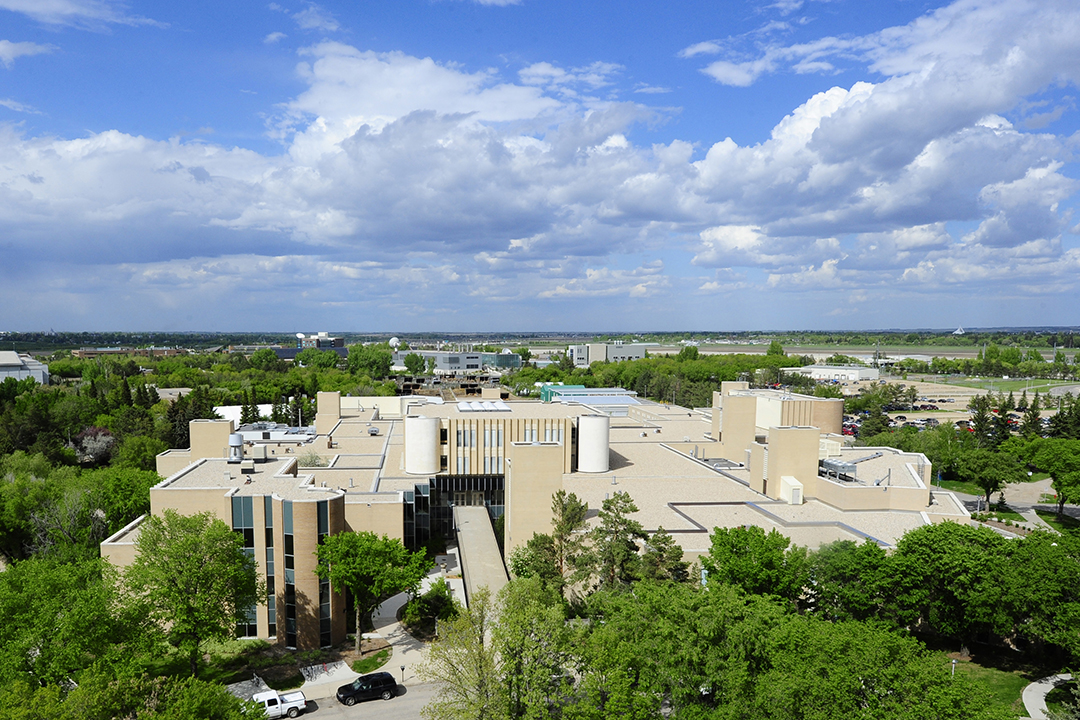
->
0, 97, 39, 112
4, 0, 1080, 327
471, 0, 521, 5
264, 31, 287, 44
292, 3, 338, 32
678, 41, 722, 58
0, 40, 53, 67
0, 0, 159, 27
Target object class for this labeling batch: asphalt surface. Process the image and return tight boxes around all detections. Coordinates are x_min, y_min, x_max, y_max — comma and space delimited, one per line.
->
298, 682, 438, 720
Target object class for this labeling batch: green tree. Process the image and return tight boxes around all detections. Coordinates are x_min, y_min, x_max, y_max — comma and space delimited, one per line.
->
766, 340, 785, 356
348, 344, 393, 379
808, 539, 890, 622
550, 490, 588, 598
702, 524, 808, 603
639, 527, 689, 582
123, 510, 262, 677
496, 578, 573, 720
1021, 391, 1043, 437
419, 586, 504, 720
111, 435, 168, 471
858, 405, 891, 439
315, 531, 431, 653
889, 521, 1010, 646
404, 352, 425, 375
248, 348, 283, 372
957, 448, 1026, 508
0, 557, 139, 686
1034, 439, 1080, 517
584, 491, 646, 591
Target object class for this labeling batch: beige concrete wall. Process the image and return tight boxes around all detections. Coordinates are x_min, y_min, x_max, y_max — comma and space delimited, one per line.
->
711, 391, 722, 440
291, 500, 322, 650
190, 419, 234, 461
481, 387, 502, 399
809, 477, 929, 512
810, 398, 844, 435
720, 394, 757, 461
343, 499, 404, 539
749, 443, 766, 495
150, 485, 230, 522
99, 516, 145, 570
766, 427, 820, 501
315, 391, 341, 435
156, 450, 192, 478
504, 442, 565, 558
340, 395, 404, 418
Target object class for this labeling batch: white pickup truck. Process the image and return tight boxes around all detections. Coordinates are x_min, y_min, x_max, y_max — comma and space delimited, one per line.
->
252, 689, 308, 718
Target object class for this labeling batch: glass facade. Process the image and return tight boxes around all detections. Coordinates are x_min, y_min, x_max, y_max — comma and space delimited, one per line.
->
264, 495, 276, 638
283, 500, 296, 648
231, 496, 257, 637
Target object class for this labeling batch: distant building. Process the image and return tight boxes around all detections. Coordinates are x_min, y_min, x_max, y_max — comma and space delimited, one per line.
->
568, 342, 648, 367
953, 327, 966, 335
0, 351, 49, 384
297, 332, 344, 350
790, 365, 880, 382
72, 347, 185, 359
392, 349, 521, 372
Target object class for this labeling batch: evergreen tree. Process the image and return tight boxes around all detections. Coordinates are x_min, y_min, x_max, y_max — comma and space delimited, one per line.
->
1002, 391, 1016, 414
118, 378, 133, 408
1020, 391, 1042, 437
239, 389, 258, 426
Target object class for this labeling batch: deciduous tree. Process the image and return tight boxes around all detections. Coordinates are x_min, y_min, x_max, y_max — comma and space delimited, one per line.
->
315, 530, 431, 653
124, 510, 262, 677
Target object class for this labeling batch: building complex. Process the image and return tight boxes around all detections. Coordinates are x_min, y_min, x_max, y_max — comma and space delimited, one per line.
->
103, 383, 968, 650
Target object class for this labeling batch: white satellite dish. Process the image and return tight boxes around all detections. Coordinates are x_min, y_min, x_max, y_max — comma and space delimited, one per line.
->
296, 332, 305, 339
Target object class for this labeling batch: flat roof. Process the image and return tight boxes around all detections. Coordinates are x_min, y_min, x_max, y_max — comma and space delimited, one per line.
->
454, 506, 508, 601
157, 457, 342, 502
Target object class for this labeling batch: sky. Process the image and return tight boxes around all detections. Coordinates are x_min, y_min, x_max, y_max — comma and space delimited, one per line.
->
2, 0, 1080, 333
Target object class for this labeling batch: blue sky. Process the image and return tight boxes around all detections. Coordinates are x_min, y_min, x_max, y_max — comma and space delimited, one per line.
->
2, 0, 1079, 332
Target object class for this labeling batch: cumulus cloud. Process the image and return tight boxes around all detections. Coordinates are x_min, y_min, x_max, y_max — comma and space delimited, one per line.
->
3, 0, 1080, 328
264, 31, 287, 44
0, 40, 53, 67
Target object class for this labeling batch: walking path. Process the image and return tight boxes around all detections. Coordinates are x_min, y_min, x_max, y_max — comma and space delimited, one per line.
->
298, 544, 465, 700
1023, 673, 1072, 719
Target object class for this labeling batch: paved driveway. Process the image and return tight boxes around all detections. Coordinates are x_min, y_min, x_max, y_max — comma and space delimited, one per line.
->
298, 682, 438, 720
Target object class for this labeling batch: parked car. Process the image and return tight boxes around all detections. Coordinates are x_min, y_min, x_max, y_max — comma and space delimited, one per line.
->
253, 690, 308, 719
336, 671, 398, 706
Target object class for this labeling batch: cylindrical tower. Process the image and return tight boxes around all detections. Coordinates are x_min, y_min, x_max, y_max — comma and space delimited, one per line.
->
577, 414, 610, 473
404, 415, 440, 475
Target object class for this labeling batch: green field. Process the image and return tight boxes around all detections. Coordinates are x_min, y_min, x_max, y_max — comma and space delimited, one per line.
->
955, 661, 1032, 718
931, 378, 1078, 393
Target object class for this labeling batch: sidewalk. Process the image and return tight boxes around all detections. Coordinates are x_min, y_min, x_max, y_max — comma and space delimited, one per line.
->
1022, 673, 1072, 719
299, 545, 465, 699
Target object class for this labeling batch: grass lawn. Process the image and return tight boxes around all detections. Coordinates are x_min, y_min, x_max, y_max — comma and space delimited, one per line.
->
1035, 509, 1080, 534
972, 507, 1027, 523
954, 661, 1031, 718
932, 378, 1076, 393
937, 479, 982, 496
351, 648, 392, 674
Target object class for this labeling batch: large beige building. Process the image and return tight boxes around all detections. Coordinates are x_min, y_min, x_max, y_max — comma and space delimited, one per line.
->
104, 386, 968, 650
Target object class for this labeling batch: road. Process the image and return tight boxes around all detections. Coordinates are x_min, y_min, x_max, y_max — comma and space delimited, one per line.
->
299, 683, 438, 720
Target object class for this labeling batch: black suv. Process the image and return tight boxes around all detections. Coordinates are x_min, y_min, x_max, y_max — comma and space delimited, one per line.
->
336, 671, 397, 706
